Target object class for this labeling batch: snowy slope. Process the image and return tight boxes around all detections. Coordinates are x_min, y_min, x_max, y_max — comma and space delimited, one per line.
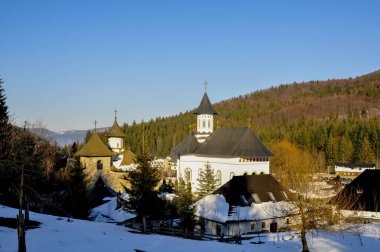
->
1, 204, 380, 252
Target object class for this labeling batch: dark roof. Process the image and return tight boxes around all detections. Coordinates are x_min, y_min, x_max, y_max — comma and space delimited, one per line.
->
108, 120, 126, 138
335, 162, 376, 168
172, 133, 199, 156
75, 132, 115, 157
194, 93, 217, 115
329, 170, 380, 212
172, 127, 273, 158
214, 175, 291, 206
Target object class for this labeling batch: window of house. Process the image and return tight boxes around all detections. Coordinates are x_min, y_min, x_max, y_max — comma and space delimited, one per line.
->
202, 120, 206, 128
251, 222, 256, 231
262, 222, 266, 229
216, 224, 221, 236
286, 218, 290, 224
252, 193, 261, 203
216, 170, 222, 185
268, 192, 276, 202
281, 191, 289, 200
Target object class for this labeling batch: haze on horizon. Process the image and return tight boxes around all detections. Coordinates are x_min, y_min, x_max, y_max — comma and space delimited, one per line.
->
1, 0, 379, 132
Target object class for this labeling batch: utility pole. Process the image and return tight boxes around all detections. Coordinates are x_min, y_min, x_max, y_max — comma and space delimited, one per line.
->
17, 121, 27, 252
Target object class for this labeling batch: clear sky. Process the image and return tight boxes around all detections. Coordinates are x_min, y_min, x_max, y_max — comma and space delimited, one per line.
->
1, 0, 379, 131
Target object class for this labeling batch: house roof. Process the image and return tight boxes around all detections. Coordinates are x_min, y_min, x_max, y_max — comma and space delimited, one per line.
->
194, 92, 217, 115
335, 162, 376, 169
172, 127, 273, 158
75, 132, 115, 157
120, 147, 136, 166
108, 120, 126, 138
213, 174, 291, 206
329, 169, 380, 212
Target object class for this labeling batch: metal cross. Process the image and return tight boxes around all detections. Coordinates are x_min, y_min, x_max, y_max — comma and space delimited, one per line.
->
93, 120, 98, 131
204, 80, 208, 93
114, 109, 118, 121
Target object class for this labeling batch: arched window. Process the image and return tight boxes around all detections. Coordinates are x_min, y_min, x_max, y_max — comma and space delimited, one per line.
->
184, 168, 192, 182
216, 170, 222, 185
230, 172, 235, 179
202, 120, 206, 128
208, 120, 211, 128
97, 160, 103, 170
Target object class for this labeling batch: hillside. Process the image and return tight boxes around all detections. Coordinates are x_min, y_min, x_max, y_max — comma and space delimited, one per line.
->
118, 70, 380, 166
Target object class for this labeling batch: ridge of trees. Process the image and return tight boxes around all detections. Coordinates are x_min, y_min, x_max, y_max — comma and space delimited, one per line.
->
91, 70, 380, 167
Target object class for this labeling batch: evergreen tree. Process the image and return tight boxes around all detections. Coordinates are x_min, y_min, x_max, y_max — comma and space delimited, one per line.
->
175, 179, 196, 238
325, 132, 336, 167
197, 162, 218, 198
0, 78, 11, 160
123, 152, 163, 232
359, 137, 375, 163
61, 158, 91, 219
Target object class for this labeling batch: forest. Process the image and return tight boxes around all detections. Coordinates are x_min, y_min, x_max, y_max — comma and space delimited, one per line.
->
90, 70, 380, 168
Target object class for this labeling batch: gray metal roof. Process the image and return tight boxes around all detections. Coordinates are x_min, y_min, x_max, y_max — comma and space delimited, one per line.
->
193, 93, 217, 115
172, 127, 273, 158
213, 175, 292, 206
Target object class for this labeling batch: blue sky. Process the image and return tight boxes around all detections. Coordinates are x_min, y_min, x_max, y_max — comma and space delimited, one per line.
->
1, 0, 379, 131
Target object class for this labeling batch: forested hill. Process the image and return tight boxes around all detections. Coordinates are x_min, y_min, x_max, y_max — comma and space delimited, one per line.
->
114, 70, 380, 166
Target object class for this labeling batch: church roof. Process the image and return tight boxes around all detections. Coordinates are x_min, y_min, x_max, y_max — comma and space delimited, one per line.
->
213, 175, 291, 206
172, 127, 274, 158
120, 147, 137, 166
329, 170, 380, 212
108, 120, 126, 138
194, 92, 217, 115
75, 132, 115, 157
172, 133, 199, 156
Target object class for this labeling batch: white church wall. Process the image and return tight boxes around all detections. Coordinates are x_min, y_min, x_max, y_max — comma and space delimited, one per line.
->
108, 137, 123, 152
177, 155, 270, 190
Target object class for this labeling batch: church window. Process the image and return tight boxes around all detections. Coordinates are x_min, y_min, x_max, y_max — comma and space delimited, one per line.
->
230, 172, 235, 179
281, 191, 289, 200
216, 170, 222, 185
208, 120, 211, 128
97, 160, 103, 170
117, 142, 119, 148
184, 168, 192, 182
202, 120, 206, 128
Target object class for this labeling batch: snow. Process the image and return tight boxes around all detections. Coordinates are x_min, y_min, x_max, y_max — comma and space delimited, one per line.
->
1, 204, 380, 252
89, 197, 135, 223
112, 155, 137, 171
196, 194, 295, 222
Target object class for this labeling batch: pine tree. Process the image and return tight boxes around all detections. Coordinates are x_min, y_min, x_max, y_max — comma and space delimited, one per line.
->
0, 78, 11, 160
359, 137, 375, 163
175, 179, 196, 238
124, 152, 163, 232
197, 162, 218, 198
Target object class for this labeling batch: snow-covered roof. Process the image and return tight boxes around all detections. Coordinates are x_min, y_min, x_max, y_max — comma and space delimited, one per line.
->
196, 194, 295, 223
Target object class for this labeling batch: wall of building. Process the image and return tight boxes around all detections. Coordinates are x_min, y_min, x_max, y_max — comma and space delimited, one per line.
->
204, 216, 293, 236
177, 155, 270, 191
108, 137, 123, 152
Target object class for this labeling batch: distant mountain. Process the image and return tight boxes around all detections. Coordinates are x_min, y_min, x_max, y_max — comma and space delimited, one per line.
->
31, 128, 107, 147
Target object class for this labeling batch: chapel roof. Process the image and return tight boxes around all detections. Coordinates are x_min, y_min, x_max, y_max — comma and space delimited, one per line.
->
120, 147, 137, 166
172, 127, 273, 158
75, 132, 115, 157
213, 174, 291, 206
193, 92, 218, 115
329, 169, 380, 212
108, 120, 126, 138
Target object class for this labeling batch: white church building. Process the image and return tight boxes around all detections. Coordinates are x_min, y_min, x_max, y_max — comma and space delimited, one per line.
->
172, 91, 274, 191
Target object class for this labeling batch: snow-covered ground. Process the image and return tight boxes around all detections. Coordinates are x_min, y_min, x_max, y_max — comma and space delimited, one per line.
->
1, 202, 380, 252
90, 197, 135, 223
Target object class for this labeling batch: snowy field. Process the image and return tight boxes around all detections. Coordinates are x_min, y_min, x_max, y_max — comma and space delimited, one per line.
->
1, 201, 380, 252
